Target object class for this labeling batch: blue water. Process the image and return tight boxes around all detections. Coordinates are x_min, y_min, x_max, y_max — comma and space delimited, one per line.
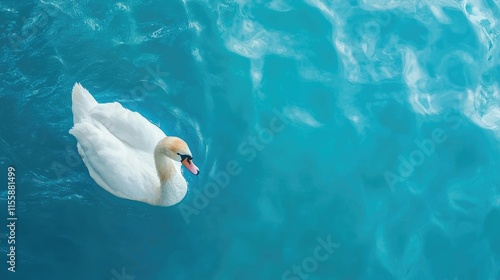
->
1, 0, 500, 279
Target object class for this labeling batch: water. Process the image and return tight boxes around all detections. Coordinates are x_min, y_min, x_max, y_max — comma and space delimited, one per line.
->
1, 0, 500, 279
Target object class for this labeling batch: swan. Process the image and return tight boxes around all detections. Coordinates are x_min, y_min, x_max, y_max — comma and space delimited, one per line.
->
69, 83, 199, 206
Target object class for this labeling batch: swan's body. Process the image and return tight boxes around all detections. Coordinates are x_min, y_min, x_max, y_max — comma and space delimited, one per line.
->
69, 83, 199, 206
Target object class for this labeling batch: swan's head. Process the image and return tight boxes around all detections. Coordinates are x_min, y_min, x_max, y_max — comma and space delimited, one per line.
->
159, 136, 200, 175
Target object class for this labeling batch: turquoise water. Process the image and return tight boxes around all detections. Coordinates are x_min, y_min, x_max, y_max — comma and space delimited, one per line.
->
2, 0, 500, 279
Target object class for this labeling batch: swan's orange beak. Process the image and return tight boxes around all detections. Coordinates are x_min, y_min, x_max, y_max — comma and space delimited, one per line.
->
182, 158, 199, 175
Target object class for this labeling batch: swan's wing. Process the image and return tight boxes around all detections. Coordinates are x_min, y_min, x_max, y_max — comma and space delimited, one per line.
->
69, 120, 160, 203
88, 102, 166, 153
72, 83, 98, 124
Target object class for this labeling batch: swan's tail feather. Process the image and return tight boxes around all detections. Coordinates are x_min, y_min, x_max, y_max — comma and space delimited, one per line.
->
72, 83, 98, 124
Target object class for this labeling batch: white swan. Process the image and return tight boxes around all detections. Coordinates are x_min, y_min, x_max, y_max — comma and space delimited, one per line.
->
69, 83, 199, 206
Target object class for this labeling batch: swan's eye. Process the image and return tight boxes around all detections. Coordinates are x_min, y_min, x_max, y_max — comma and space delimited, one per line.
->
177, 153, 192, 163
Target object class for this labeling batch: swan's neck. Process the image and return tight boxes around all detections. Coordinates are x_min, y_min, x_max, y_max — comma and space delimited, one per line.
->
153, 140, 185, 206
154, 148, 175, 185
